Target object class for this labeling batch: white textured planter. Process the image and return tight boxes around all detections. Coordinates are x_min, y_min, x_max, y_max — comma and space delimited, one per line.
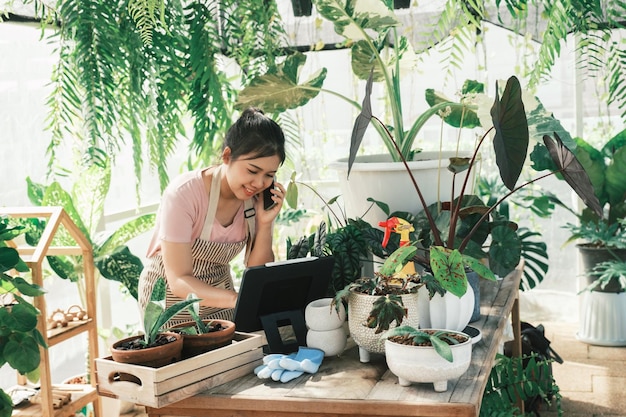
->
417, 284, 475, 332
305, 298, 346, 331
306, 327, 347, 357
348, 291, 419, 362
577, 291, 626, 346
329, 152, 476, 225
385, 329, 472, 392
305, 298, 347, 356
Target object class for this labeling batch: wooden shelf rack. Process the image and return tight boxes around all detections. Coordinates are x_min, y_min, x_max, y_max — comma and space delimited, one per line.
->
1, 207, 101, 417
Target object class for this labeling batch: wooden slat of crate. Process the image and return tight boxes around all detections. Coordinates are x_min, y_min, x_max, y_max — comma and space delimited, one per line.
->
95, 332, 263, 408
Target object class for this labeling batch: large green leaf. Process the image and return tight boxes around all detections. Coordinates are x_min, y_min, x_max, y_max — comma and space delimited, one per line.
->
96, 214, 156, 256
604, 130, 626, 210
543, 133, 602, 219
526, 98, 576, 149
71, 157, 111, 238
490, 76, 529, 191
0, 388, 12, 417
95, 246, 144, 300
235, 53, 327, 113
425, 88, 481, 129
429, 246, 467, 298
367, 294, 406, 334
487, 225, 522, 278
348, 69, 374, 177
351, 39, 386, 82
10, 277, 45, 298
41, 181, 90, 245
379, 246, 417, 277
314, 0, 399, 40
0, 303, 38, 333
0, 247, 20, 273
3, 333, 41, 374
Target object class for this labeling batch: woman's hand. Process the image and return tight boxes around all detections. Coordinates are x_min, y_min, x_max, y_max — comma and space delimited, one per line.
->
255, 181, 285, 225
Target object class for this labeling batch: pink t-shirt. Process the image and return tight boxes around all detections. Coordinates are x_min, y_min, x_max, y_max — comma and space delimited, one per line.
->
145, 168, 246, 257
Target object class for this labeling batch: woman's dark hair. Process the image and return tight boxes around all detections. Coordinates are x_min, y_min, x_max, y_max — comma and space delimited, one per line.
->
223, 107, 286, 164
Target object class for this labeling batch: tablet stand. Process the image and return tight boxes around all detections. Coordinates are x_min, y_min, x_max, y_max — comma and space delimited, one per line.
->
260, 309, 307, 354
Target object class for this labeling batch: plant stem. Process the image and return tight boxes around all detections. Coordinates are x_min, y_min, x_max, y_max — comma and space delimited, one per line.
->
458, 169, 559, 252
372, 116, 443, 246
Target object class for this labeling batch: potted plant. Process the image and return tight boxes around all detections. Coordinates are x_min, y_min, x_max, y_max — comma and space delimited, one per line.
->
532, 128, 626, 278
381, 325, 472, 392
0, 217, 45, 417
168, 296, 236, 358
530, 128, 626, 345
110, 283, 200, 367
284, 175, 384, 295
332, 244, 423, 362
576, 258, 626, 346
348, 73, 602, 331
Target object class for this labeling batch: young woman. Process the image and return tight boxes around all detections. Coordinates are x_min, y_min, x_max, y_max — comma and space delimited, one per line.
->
138, 108, 286, 324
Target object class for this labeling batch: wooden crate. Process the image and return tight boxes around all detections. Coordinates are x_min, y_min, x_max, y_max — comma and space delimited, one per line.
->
94, 331, 263, 408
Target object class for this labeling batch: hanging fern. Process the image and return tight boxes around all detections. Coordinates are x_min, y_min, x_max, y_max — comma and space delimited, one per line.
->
608, 39, 626, 120
127, 0, 164, 45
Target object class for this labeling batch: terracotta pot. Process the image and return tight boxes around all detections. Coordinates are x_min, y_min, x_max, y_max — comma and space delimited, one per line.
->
110, 332, 183, 367
169, 319, 236, 358
385, 329, 472, 392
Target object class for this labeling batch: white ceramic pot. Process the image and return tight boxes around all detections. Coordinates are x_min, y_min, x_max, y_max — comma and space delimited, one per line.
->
577, 291, 626, 346
329, 152, 476, 225
417, 284, 474, 332
384, 329, 472, 392
305, 298, 346, 331
306, 327, 347, 357
348, 291, 419, 362
305, 298, 348, 356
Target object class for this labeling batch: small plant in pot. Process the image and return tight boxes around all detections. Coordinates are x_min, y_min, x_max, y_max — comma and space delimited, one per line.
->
333, 244, 423, 362
168, 295, 236, 358
110, 282, 200, 368
381, 325, 472, 392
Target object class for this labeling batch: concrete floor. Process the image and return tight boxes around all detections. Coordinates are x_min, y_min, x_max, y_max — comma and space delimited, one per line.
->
539, 321, 626, 417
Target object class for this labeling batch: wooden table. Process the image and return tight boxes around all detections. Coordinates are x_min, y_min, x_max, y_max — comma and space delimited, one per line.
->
147, 263, 523, 417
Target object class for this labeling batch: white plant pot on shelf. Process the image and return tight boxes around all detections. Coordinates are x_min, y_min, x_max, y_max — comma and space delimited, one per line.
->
305, 298, 347, 357
347, 291, 419, 363
417, 284, 475, 332
329, 151, 476, 225
577, 291, 626, 346
384, 329, 472, 392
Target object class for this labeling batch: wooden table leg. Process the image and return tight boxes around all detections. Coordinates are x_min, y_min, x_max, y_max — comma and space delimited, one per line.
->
511, 293, 524, 414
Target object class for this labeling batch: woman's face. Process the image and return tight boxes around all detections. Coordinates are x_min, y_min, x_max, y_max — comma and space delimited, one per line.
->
223, 149, 281, 200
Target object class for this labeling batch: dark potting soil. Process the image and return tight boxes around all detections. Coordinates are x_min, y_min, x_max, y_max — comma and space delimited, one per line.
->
170, 322, 228, 335
389, 330, 468, 346
115, 334, 177, 350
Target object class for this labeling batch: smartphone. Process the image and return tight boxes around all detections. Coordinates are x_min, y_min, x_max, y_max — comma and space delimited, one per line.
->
263, 180, 276, 211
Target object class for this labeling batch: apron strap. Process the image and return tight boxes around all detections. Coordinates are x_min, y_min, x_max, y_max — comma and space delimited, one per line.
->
243, 199, 256, 265
201, 165, 256, 264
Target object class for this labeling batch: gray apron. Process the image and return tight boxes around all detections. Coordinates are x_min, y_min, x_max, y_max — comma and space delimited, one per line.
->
138, 165, 255, 326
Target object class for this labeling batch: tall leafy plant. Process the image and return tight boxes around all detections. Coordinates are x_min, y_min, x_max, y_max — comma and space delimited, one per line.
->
0, 218, 46, 417
351, 74, 602, 295
24, 157, 154, 301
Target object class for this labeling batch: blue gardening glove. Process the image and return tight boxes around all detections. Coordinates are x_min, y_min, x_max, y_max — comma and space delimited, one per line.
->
254, 352, 297, 380
278, 347, 324, 374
